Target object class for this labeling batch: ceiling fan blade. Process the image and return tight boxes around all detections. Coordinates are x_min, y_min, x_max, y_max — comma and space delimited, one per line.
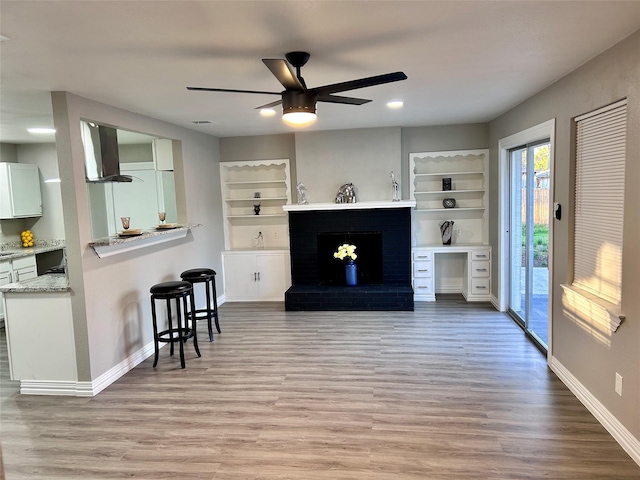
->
254, 99, 283, 109
262, 59, 305, 91
312, 72, 407, 96
317, 94, 371, 105
187, 86, 281, 95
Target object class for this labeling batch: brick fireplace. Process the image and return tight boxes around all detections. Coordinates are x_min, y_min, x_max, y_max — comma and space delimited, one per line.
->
284, 201, 415, 311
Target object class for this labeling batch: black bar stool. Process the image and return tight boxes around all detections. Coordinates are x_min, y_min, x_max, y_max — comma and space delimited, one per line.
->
180, 268, 220, 342
150, 280, 201, 368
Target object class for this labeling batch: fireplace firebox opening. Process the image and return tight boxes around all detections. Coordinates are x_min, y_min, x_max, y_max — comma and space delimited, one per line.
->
317, 231, 383, 286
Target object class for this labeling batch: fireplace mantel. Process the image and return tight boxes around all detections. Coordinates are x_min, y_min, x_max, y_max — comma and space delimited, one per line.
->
283, 200, 416, 212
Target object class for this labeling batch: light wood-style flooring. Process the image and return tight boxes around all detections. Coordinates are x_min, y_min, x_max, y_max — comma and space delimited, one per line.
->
2, 298, 639, 479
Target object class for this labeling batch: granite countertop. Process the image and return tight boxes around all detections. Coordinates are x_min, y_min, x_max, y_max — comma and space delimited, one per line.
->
0, 273, 69, 293
0, 240, 66, 261
89, 225, 193, 247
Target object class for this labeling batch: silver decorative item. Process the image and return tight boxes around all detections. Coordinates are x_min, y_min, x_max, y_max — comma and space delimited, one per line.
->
442, 198, 456, 208
335, 183, 357, 203
390, 171, 400, 202
296, 182, 308, 205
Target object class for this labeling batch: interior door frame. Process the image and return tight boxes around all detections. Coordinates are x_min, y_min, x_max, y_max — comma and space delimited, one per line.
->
498, 119, 555, 359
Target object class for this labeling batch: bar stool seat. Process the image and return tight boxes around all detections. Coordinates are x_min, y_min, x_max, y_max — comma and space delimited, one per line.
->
150, 280, 200, 368
180, 268, 220, 342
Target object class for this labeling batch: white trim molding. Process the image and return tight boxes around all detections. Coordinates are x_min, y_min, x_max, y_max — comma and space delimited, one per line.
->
550, 356, 640, 467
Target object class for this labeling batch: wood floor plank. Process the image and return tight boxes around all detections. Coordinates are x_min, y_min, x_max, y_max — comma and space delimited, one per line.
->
2, 299, 639, 479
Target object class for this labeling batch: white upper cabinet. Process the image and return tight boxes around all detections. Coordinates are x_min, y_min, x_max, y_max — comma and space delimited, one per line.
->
0, 163, 43, 219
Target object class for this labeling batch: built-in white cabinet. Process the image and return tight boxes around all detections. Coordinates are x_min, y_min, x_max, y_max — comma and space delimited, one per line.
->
0, 255, 37, 321
412, 246, 491, 302
410, 149, 488, 245
0, 163, 43, 219
222, 250, 291, 302
219, 159, 291, 251
219, 160, 292, 302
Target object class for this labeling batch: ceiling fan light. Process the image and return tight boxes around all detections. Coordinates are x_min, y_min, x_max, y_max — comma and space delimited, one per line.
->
282, 110, 317, 126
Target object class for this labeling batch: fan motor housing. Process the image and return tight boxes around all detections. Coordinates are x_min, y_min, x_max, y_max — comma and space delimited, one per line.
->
282, 90, 317, 114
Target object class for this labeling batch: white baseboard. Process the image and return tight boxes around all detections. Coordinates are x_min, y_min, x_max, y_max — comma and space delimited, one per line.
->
550, 356, 640, 467
20, 380, 78, 396
490, 294, 500, 311
18, 340, 156, 397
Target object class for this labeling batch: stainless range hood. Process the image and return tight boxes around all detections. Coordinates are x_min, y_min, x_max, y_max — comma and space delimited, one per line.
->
82, 122, 133, 183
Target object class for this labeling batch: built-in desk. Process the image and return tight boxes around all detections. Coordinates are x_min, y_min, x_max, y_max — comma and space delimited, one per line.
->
412, 245, 491, 302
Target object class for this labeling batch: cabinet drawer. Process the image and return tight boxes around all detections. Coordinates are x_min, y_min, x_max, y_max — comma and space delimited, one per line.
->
413, 261, 433, 278
12, 255, 36, 270
471, 260, 490, 278
413, 278, 434, 294
471, 250, 490, 261
413, 251, 433, 262
470, 277, 490, 294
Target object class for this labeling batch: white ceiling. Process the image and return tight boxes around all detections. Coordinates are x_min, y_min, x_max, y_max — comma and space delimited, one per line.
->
1, 1, 639, 144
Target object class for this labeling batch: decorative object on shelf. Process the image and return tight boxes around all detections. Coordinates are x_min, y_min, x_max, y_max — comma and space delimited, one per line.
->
120, 217, 130, 230
20, 230, 34, 248
296, 182, 308, 205
253, 204, 261, 215
442, 198, 456, 209
334, 243, 358, 286
390, 171, 400, 202
255, 231, 264, 249
254, 192, 261, 198
335, 183, 357, 204
442, 178, 452, 191
158, 211, 166, 224
439, 220, 455, 245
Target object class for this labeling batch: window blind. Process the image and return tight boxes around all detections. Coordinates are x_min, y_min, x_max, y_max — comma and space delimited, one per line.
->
573, 99, 627, 305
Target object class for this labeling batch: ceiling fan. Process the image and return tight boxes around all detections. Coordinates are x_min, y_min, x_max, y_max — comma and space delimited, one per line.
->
187, 51, 407, 125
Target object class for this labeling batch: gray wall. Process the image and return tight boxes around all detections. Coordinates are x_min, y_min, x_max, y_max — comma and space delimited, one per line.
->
52, 92, 224, 383
295, 127, 401, 203
489, 30, 640, 438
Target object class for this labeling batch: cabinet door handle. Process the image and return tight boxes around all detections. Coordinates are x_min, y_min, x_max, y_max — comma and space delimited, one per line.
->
475, 268, 487, 272
257, 272, 261, 281
254, 272, 257, 282
476, 254, 488, 258
475, 285, 487, 289
417, 286, 429, 289
416, 256, 430, 259
417, 269, 430, 273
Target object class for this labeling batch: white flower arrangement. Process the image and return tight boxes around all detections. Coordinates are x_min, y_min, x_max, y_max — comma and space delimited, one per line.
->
334, 243, 357, 262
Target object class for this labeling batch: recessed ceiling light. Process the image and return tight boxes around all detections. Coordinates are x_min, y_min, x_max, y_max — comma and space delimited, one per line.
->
27, 127, 56, 134
387, 101, 404, 109
260, 109, 276, 117
44, 178, 61, 183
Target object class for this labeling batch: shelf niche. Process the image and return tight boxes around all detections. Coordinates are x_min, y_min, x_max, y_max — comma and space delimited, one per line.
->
409, 149, 489, 246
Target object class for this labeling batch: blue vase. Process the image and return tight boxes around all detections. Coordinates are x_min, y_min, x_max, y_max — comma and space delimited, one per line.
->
345, 261, 357, 286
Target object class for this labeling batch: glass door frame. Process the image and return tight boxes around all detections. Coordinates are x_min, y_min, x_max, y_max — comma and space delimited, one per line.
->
507, 140, 549, 353
497, 120, 555, 360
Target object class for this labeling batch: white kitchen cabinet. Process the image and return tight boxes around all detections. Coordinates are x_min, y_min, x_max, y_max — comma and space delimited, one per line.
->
153, 138, 174, 171
0, 255, 37, 321
0, 163, 43, 219
222, 250, 291, 302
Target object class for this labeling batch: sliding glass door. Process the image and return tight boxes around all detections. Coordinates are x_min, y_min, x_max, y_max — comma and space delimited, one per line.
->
508, 140, 550, 351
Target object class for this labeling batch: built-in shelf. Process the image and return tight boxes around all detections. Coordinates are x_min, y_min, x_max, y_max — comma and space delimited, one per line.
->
415, 207, 485, 213
220, 159, 291, 250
